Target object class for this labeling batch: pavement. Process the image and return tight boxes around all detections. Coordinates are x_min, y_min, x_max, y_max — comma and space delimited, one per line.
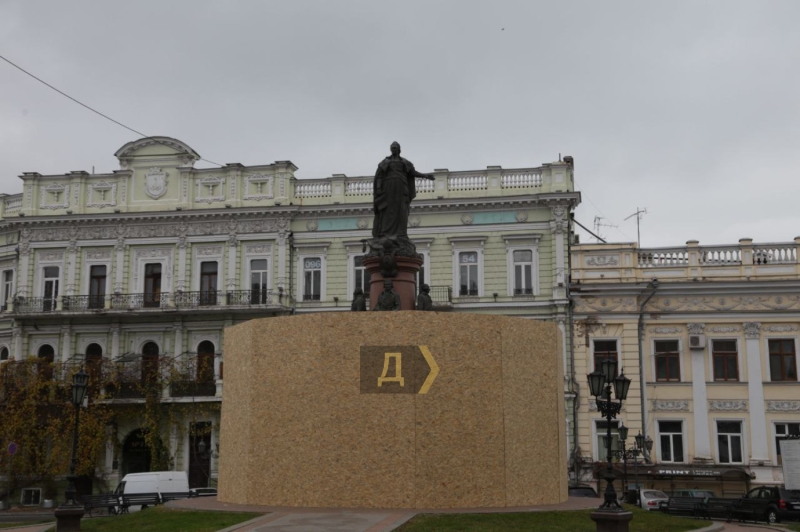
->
1, 498, 798, 532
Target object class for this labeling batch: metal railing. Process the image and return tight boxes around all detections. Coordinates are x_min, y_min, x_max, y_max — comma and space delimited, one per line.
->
429, 286, 452, 305
174, 291, 220, 308
15, 297, 57, 313
170, 380, 217, 398
226, 289, 273, 306
110, 293, 169, 310
63, 295, 105, 311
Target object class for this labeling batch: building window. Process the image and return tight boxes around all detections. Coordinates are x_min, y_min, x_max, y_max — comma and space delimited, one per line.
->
354, 256, 370, 294
658, 420, 685, 463
141, 342, 159, 386
2, 270, 13, 310
593, 340, 618, 374
89, 265, 107, 309
775, 423, 800, 465
42, 266, 59, 312
655, 340, 680, 382
197, 341, 215, 383
712, 339, 739, 381
37, 344, 55, 380
144, 263, 162, 308
512, 250, 534, 295
717, 421, 743, 464
769, 339, 797, 382
0, 347, 9, 361
595, 420, 619, 461
199, 262, 218, 306
249, 259, 269, 304
458, 252, 479, 296
303, 257, 322, 301
85, 343, 103, 389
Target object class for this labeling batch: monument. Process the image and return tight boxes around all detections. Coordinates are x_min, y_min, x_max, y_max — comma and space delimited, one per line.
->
362, 142, 434, 311
216, 145, 568, 509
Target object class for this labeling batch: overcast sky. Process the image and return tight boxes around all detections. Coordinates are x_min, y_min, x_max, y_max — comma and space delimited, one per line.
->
1, 1, 799, 247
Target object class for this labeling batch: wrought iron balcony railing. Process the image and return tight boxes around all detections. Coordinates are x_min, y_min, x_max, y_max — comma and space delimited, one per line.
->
14, 297, 57, 313
429, 286, 452, 305
174, 291, 220, 308
226, 289, 273, 306
170, 380, 217, 398
110, 293, 170, 310
63, 295, 106, 311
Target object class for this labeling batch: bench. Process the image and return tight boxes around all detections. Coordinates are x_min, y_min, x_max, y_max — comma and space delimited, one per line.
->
663, 497, 701, 518
699, 498, 734, 521
118, 492, 162, 514
730, 498, 771, 523
81, 493, 120, 517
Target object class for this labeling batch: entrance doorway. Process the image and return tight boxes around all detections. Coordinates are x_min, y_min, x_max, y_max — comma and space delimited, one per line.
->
188, 422, 212, 488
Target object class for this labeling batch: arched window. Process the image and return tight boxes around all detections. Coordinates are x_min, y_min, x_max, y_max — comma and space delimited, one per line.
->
0, 347, 8, 361
85, 343, 103, 388
141, 342, 159, 386
38, 344, 55, 380
197, 341, 215, 383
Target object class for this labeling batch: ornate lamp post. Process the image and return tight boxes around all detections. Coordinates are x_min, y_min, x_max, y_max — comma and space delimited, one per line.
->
610, 423, 642, 499
588, 359, 634, 532
54, 368, 89, 532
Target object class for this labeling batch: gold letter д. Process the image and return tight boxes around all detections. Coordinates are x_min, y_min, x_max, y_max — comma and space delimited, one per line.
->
377, 352, 404, 387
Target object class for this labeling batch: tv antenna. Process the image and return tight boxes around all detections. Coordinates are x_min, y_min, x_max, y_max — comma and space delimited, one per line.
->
592, 216, 617, 243
624, 207, 648, 247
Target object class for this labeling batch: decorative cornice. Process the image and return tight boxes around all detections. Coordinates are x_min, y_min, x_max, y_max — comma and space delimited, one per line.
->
651, 400, 690, 412
708, 400, 748, 412
767, 400, 800, 412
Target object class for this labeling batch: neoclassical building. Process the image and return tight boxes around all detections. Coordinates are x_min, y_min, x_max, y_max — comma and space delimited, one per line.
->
571, 239, 800, 496
0, 137, 579, 490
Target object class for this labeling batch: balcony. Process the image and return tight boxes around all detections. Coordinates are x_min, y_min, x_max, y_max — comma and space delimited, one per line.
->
170, 380, 217, 398
174, 291, 220, 308
111, 293, 170, 310
14, 297, 57, 313
63, 295, 105, 311
226, 289, 274, 306
429, 286, 453, 309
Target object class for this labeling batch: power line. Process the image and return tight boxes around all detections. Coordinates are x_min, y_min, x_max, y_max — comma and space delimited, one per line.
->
573, 217, 606, 243
0, 52, 224, 167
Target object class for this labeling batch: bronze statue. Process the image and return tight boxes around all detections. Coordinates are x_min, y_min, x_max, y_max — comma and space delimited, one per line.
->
371, 142, 433, 257
351, 288, 367, 311
416, 283, 433, 311
373, 279, 401, 311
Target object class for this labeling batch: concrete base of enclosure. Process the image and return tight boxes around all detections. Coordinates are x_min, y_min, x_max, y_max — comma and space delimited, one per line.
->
218, 312, 567, 509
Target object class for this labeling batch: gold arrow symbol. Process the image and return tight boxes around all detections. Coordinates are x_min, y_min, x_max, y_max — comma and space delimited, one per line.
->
418, 345, 439, 394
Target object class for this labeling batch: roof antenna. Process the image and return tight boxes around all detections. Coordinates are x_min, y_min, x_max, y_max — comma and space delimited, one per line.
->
624, 207, 648, 247
558, 152, 562, 162
593, 216, 617, 243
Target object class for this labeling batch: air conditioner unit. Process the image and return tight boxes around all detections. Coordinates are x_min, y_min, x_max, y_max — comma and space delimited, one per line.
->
689, 334, 706, 349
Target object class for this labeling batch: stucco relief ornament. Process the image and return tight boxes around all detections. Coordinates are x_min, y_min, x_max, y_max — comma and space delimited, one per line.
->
744, 322, 761, 339
515, 211, 528, 223
307, 220, 318, 231
651, 400, 690, 412
460, 213, 474, 225
408, 215, 421, 228
687, 323, 705, 335
144, 167, 168, 199
709, 400, 748, 412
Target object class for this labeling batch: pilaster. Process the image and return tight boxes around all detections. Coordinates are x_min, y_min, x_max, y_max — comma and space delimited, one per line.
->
744, 322, 770, 463
690, 322, 711, 459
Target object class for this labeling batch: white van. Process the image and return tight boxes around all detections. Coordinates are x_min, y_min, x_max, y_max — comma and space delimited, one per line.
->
116, 471, 189, 496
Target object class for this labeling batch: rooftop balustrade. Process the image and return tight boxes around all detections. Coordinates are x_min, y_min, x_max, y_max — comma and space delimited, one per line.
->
573, 238, 800, 283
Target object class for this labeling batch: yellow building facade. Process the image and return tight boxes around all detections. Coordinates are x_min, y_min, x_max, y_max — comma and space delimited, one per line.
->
571, 239, 800, 496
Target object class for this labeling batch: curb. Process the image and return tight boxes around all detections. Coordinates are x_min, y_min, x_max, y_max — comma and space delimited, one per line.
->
693, 523, 724, 532
213, 513, 272, 532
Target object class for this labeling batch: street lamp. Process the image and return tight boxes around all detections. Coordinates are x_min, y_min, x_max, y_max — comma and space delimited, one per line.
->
588, 360, 634, 531
611, 423, 642, 500
54, 368, 89, 532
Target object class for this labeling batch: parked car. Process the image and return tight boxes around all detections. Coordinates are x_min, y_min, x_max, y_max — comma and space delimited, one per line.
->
671, 489, 716, 499
190, 487, 218, 497
568, 485, 599, 498
739, 486, 800, 524
639, 489, 669, 511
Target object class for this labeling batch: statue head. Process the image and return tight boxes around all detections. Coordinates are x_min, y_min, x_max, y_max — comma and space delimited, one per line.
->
390, 141, 401, 156
420, 283, 430, 293
383, 279, 394, 292
354, 287, 363, 297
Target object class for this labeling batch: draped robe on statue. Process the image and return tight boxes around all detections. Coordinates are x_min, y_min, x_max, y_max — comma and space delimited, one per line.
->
372, 156, 418, 239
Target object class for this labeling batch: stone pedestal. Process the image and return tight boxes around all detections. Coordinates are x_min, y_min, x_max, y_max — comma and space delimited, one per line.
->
589, 510, 633, 532
363, 255, 422, 311
54, 505, 85, 532
219, 313, 568, 508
